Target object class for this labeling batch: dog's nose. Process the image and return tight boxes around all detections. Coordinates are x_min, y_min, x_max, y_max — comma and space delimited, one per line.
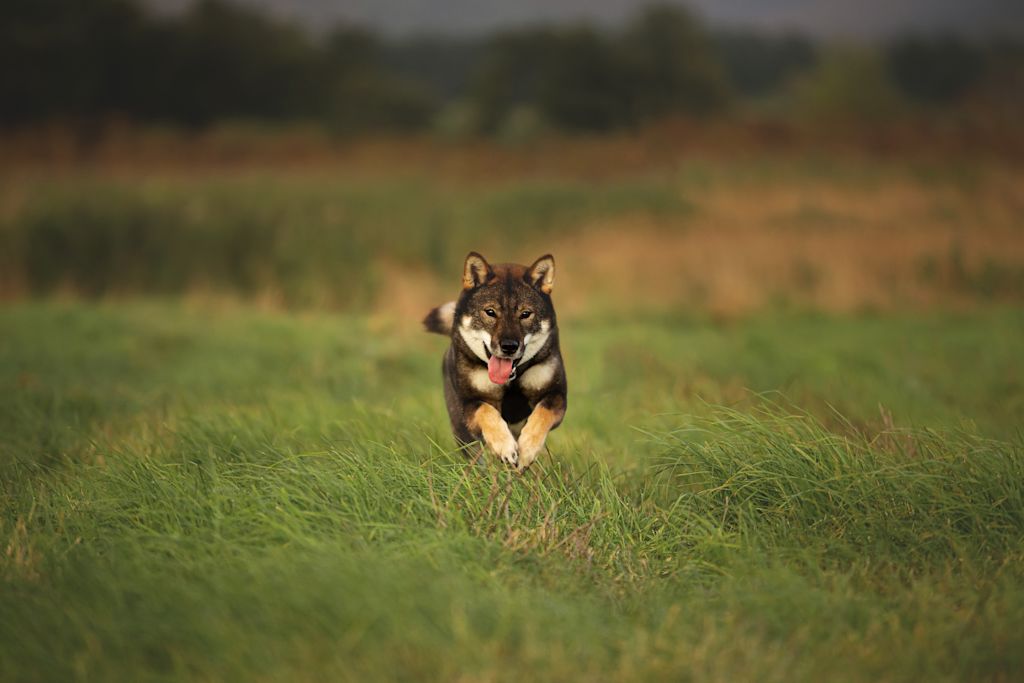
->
499, 338, 520, 355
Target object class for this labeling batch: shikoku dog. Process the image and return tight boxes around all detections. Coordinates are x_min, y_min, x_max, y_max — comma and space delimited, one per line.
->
423, 252, 567, 472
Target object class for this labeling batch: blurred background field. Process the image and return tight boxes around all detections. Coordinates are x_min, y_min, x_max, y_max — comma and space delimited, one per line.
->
2, 1, 1024, 681
3, 151, 1024, 317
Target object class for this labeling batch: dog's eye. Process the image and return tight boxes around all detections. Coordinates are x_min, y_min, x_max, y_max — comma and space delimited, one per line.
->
484, 308, 496, 318
520, 310, 532, 319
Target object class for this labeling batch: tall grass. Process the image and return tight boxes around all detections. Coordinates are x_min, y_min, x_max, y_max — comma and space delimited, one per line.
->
3, 404, 1022, 681
654, 406, 1024, 569
2, 303, 1023, 681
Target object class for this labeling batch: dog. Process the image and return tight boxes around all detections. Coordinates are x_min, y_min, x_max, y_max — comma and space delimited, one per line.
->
423, 252, 567, 472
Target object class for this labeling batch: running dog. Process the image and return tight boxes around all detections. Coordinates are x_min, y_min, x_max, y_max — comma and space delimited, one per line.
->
423, 252, 567, 472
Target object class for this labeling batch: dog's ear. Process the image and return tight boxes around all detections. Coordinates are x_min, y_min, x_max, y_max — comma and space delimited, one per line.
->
462, 252, 493, 290
527, 254, 555, 294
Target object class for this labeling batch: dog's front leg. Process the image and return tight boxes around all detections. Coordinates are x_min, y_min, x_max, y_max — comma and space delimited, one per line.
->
516, 394, 566, 472
469, 402, 518, 467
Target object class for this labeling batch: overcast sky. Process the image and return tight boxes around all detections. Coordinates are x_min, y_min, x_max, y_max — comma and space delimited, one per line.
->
148, 0, 1024, 38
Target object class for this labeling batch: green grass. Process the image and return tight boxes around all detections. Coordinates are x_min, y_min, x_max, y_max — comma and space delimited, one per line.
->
2, 301, 1023, 681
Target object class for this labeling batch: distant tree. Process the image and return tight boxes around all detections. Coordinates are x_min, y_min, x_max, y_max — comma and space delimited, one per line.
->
886, 36, 986, 104
322, 25, 437, 132
537, 26, 632, 131
471, 26, 634, 133
168, 0, 327, 125
0, 0, 159, 124
0, 0, 437, 132
791, 48, 910, 122
381, 36, 486, 101
713, 30, 818, 97
9, 0, 999, 135
620, 5, 731, 120
469, 5, 729, 133
324, 25, 381, 67
470, 28, 559, 133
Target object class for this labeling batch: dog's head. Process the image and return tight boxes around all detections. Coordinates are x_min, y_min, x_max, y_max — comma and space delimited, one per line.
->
455, 252, 556, 385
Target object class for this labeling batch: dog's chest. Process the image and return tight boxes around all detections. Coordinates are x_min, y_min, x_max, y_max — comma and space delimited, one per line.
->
467, 367, 504, 398
516, 357, 557, 393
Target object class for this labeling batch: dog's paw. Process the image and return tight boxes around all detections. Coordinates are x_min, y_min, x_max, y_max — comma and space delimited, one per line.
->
516, 432, 545, 472
491, 433, 519, 467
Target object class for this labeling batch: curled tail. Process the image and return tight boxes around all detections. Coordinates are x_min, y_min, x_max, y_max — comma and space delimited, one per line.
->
422, 301, 456, 335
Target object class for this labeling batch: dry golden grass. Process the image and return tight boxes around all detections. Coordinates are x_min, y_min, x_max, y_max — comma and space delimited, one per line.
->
381, 165, 1024, 318
562, 177, 1023, 316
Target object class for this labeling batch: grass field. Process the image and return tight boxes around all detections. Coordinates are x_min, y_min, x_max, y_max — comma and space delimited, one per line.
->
2, 146, 1024, 681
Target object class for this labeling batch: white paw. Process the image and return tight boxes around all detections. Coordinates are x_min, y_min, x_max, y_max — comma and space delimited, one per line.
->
516, 434, 544, 472
491, 434, 519, 467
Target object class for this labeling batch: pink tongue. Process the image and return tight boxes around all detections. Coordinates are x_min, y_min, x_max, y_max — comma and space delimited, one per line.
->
487, 356, 514, 385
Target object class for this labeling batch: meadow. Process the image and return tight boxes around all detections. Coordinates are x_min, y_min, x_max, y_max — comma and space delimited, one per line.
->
2, 137, 1023, 681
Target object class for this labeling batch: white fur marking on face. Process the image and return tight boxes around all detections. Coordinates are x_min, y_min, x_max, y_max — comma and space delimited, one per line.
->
518, 356, 556, 393
519, 320, 550, 364
468, 367, 502, 395
459, 316, 491, 362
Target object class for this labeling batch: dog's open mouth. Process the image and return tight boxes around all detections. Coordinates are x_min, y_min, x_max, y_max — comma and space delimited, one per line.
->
484, 343, 519, 385
487, 356, 515, 384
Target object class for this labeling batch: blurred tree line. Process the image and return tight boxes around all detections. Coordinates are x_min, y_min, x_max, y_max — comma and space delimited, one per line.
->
2, 0, 1020, 135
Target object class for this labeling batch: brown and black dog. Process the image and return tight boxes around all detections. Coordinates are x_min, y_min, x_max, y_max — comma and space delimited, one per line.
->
423, 252, 567, 471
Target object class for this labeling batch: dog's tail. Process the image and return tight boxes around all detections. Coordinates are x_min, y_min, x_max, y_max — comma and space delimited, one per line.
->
422, 301, 456, 335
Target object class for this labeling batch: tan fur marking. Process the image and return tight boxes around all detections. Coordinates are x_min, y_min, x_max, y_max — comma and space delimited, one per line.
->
528, 255, 555, 294
463, 252, 492, 290
471, 403, 518, 466
517, 404, 560, 471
